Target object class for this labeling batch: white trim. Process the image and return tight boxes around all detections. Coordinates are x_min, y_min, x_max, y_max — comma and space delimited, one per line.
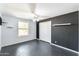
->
39, 40, 79, 54
2, 39, 35, 47
50, 43, 79, 54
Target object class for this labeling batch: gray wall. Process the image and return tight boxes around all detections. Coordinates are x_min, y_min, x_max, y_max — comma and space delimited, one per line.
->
0, 14, 1, 50
51, 11, 78, 51
78, 10, 79, 52
1, 13, 36, 47
0, 26, 1, 50
38, 11, 78, 52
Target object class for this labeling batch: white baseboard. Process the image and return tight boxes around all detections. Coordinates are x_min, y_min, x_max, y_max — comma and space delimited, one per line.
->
50, 43, 79, 54
2, 39, 36, 47
39, 40, 79, 54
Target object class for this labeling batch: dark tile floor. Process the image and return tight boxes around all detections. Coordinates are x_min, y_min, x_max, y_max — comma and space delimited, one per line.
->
0, 40, 78, 56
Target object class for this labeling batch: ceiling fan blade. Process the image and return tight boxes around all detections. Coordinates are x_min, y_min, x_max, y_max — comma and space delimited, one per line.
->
29, 4, 50, 19
34, 13, 50, 18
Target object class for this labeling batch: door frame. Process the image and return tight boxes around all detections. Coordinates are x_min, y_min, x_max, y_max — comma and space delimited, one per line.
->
36, 19, 52, 42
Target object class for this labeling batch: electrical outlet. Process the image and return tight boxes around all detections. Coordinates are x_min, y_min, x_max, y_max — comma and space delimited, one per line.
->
55, 41, 57, 43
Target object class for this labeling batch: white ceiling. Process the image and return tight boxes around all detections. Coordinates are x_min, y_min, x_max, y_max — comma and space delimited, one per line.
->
0, 3, 36, 19
0, 3, 79, 20
35, 3, 79, 20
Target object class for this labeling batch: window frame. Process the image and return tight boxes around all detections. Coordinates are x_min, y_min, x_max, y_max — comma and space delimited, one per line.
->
18, 20, 29, 37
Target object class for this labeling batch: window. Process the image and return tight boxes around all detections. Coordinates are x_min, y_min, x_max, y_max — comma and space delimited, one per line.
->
18, 21, 29, 36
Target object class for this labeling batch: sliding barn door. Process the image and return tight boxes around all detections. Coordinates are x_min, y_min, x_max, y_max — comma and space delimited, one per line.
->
39, 21, 51, 43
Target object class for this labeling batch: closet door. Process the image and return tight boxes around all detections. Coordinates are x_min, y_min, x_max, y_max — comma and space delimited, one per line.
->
39, 21, 51, 43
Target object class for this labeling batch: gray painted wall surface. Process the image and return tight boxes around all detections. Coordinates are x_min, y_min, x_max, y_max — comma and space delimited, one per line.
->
1, 13, 36, 47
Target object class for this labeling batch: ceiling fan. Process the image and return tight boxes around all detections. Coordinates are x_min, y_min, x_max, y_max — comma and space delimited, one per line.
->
29, 3, 49, 21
